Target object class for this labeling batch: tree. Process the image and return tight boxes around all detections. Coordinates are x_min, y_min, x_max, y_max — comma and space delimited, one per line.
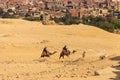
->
87, 15, 94, 25
2, 12, 16, 18
0, 8, 4, 15
25, 13, 31, 17
82, 15, 89, 24
7, 9, 13, 13
81, 15, 118, 32
53, 10, 80, 25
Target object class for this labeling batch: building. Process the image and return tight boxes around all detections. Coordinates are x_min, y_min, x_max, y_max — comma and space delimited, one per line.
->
44, 0, 64, 11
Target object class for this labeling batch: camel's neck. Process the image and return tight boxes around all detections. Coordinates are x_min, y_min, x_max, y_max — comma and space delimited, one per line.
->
53, 51, 57, 54
49, 51, 56, 55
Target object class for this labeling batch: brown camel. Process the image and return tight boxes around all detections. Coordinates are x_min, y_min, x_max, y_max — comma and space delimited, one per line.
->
41, 47, 57, 57
59, 49, 70, 59
59, 46, 77, 59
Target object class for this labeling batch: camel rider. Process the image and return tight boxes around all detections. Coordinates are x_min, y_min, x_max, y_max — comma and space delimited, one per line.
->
63, 45, 68, 52
43, 47, 48, 55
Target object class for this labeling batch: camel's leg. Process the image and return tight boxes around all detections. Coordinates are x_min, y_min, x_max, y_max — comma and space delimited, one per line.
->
62, 55, 64, 59
59, 55, 62, 59
59, 54, 64, 59
41, 54, 44, 57
67, 55, 69, 57
59, 52, 62, 59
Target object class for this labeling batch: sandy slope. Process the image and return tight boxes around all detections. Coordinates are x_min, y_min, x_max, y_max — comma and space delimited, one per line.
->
0, 19, 120, 80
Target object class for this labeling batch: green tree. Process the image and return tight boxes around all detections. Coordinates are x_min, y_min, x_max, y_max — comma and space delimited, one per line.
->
25, 13, 31, 17
82, 15, 89, 24
2, 12, 16, 18
82, 15, 118, 32
0, 8, 4, 15
53, 10, 80, 25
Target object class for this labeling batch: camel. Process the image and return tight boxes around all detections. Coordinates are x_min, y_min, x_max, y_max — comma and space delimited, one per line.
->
59, 50, 77, 59
41, 51, 57, 57
41, 47, 57, 57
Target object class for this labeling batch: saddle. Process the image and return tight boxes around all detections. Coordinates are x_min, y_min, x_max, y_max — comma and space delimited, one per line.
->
63, 50, 69, 55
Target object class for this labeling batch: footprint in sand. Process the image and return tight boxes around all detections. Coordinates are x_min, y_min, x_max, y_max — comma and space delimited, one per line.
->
0, 33, 16, 37
40, 40, 49, 44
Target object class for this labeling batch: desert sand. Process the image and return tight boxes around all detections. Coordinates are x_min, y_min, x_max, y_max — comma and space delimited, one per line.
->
0, 19, 120, 80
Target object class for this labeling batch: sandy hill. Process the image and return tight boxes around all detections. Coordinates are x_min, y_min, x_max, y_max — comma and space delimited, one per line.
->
0, 19, 120, 80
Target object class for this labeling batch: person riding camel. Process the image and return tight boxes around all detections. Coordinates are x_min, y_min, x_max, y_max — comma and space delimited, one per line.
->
43, 47, 48, 55
63, 45, 68, 53
41, 47, 57, 58
41, 47, 49, 57
59, 45, 70, 59
43, 47, 47, 52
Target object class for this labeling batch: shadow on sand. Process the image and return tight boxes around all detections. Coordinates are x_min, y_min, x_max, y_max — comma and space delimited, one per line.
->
110, 56, 120, 61
110, 56, 120, 80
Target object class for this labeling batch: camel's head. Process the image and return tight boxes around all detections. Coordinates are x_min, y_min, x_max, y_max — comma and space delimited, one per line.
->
72, 50, 77, 53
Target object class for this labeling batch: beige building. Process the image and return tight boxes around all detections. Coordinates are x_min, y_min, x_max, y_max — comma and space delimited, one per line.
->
45, 0, 64, 10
